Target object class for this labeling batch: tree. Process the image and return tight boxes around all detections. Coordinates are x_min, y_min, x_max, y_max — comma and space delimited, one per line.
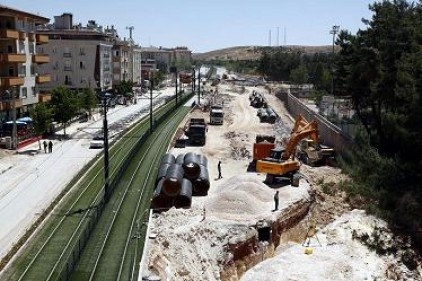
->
50, 87, 79, 137
30, 102, 52, 150
80, 87, 97, 119
289, 65, 309, 84
335, 0, 422, 247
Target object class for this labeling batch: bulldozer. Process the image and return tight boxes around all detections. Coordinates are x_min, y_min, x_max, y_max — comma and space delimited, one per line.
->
256, 115, 319, 186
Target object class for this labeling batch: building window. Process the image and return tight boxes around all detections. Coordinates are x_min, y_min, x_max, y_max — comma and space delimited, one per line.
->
80, 61, 86, 69
29, 44, 34, 54
64, 47, 72, 57
19, 65, 26, 77
32, 87, 36, 97
65, 75, 72, 85
80, 47, 85, 55
22, 87, 27, 98
64, 60, 72, 71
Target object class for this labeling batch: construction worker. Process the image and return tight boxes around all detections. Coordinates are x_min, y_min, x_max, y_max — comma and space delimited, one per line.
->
217, 160, 222, 179
273, 191, 279, 211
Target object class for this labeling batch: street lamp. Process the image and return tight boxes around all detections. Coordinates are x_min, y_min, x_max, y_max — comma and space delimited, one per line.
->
98, 91, 111, 202
149, 70, 154, 134
3, 89, 17, 150
197, 66, 201, 105
192, 66, 196, 94
170, 66, 178, 107
330, 25, 340, 55
330, 25, 340, 112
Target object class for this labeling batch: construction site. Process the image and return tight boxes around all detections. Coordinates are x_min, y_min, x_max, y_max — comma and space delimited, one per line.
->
140, 80, 422, 281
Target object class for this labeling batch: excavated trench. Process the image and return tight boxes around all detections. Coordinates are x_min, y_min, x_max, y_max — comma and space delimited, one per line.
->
220, 198, 313, 281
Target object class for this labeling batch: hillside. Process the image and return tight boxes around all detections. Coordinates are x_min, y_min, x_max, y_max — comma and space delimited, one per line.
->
192, 45, 334, 61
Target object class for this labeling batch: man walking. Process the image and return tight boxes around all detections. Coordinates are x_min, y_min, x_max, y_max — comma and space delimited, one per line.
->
217, 160, 222, 179
273, 191, 279, 211
43, 140, 47, 153
48, 140, 53, 153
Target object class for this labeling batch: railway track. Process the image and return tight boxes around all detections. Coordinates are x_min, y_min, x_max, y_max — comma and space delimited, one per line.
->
1, 95, 191, 280
73, 106, 189, 280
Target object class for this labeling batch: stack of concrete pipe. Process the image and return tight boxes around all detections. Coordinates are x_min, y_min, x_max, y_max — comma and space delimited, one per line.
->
151, 152, 210, 212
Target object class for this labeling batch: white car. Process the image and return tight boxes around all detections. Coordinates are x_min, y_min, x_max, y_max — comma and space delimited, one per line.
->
89, 135, 104, 149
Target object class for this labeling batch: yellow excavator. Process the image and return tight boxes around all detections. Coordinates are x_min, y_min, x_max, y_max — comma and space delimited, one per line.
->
256, 115, 319, 186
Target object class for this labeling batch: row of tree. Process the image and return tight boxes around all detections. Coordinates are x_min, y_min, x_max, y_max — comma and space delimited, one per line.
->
335, 0, 421, 250
31, 87, 99, 138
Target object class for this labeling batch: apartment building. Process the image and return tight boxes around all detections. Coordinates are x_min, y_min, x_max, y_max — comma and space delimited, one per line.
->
36, 13, 113, 92
140, 46, 192, 79
112, 40, 142, 87
0, 5, 50, 122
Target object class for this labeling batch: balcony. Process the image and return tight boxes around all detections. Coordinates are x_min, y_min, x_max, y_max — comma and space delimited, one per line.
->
38, 92, 52, 103
36, 74, 51, 84
19, 31, 26, 40
32, 54, 49, 64
35, 34, 49, 44
0, 54, 26, 63
0, 98, 23, 110
0, 77, 24, 88
0, 29, 19, 40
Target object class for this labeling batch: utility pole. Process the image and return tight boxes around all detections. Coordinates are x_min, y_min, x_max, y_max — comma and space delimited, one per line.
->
149, 71, 153, 133
5, 89, 17, 150
330, 25, 340, 54
101, 93, 110, 201
170, 66, 178, 108
330, 25, 340, 114
197, 68, 201, 105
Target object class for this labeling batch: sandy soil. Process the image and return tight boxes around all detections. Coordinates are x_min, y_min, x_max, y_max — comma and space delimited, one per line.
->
142, 82, 422, 281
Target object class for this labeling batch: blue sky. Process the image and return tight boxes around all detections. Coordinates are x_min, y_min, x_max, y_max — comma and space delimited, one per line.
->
4, 1, 376, 53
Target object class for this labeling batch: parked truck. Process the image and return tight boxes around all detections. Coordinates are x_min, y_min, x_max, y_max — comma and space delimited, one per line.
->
210, 105, 224, 125
185, 118, 207, 146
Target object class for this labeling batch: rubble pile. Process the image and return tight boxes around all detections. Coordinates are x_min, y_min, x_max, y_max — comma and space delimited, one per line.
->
224, 132, 251, 160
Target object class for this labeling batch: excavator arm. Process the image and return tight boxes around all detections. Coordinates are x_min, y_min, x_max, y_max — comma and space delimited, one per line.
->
282, 117, 318, 160
256, 115, 319, 185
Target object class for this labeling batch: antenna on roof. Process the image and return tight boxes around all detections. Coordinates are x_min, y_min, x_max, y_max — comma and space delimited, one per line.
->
126, 26, 134, 43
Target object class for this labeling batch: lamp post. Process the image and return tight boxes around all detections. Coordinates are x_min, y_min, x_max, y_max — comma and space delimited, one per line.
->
4, 89, 17, 150
197, 67, 201, 105
99, 91, 111, 202
192, 66, 196, 94
329, 25, 340, 95
170, 66, 178, 107
149, 71, 153, 134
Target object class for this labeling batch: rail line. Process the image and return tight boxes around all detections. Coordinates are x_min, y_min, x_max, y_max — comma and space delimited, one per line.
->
74, 107, 189, 280
1, 94, 191, 280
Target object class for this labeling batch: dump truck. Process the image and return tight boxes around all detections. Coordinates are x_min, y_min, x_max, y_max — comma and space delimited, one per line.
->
185, 118, 206, 145
256, 115, 319, 186
210, 105, 224, 125
296, 138, 335, 166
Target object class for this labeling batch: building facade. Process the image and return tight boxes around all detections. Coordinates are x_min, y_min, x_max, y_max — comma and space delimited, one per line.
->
36, 13, 113, 92
0, 5, 50, 122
